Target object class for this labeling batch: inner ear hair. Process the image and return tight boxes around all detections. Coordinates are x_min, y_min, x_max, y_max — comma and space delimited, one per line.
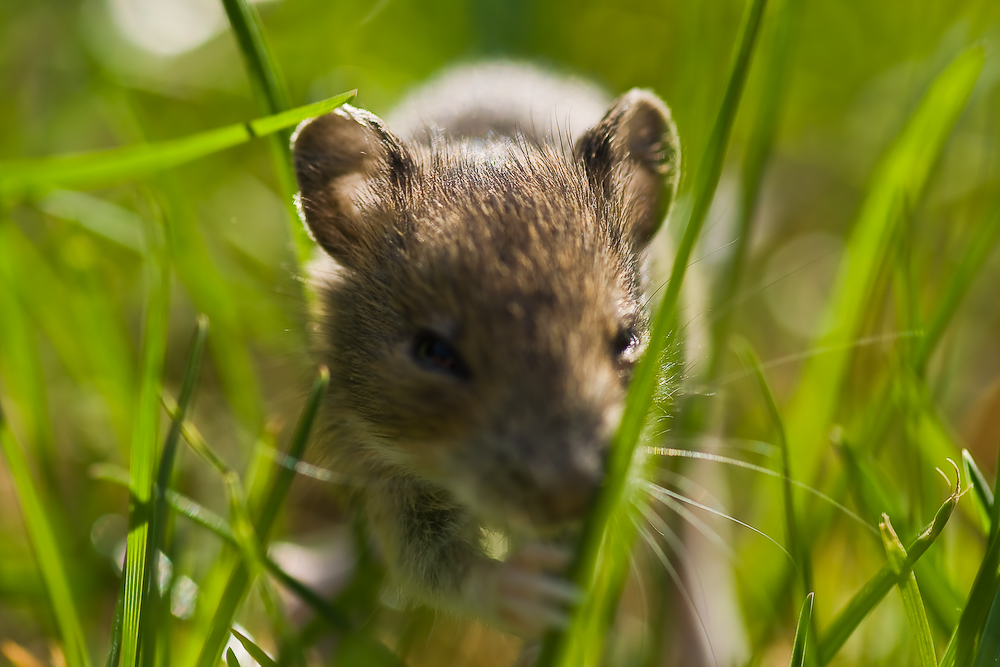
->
292, 104, 413, 265
576, 89, 681, 248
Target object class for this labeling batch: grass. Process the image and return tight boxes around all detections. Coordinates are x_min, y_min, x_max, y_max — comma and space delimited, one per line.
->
2, 0, 1000, 666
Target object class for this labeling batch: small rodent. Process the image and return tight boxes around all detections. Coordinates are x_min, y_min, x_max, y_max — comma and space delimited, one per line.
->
291, 62, 680, 638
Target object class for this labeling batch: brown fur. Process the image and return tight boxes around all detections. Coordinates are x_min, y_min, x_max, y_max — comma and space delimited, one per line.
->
292, 65, 680, 633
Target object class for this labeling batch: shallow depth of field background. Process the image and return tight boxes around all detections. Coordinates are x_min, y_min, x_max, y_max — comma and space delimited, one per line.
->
2, 0, 1000, 665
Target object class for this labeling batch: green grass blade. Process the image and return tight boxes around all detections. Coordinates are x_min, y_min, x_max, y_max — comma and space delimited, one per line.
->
3, 223, 134, 447
880, 515, 937, 667
161, 394, 232, 476
737, 340, 812, 594
782, 46, 983, 483
120, 203, 171, 667
915, 197, 1000, 370
0, 91, 355, 201
194, 367, 329, 667
0, 404, 92, 667
219, 0, 310, 266
220, 0, 290, 117
139, 316, 208, 667
230, 629, 277, 667
963, 449, 994, 536
0, 223, 57, 477
818, 475, 959, 665
940, 435, 1000, 667
254, 366, 330, 538
972, 585, 1000, 667
105, 579, 125, 667
226, 648, 242, 667
789, 593, 815, 667
90, 463, 354, 630
536, 0, 770, 663
707, 0, 804, 380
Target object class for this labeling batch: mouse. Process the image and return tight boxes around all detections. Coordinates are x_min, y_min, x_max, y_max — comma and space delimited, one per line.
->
290, 62, 680, 639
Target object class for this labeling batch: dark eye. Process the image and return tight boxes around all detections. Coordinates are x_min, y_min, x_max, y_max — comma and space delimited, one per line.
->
413, 330, 470, 379
612, 325, 638, 358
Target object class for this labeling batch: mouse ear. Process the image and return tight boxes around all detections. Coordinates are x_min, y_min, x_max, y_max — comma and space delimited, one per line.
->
292, 104, 413, 266
576, 90, 681, 248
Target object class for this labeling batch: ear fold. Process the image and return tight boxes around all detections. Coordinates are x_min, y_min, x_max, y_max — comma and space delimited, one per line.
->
575, 90, 681, 248
292, 104, 413, 266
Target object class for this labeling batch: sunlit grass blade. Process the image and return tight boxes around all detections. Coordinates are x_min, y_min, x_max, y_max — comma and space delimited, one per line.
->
195, 366, 329, 667
706, 0, 804, 381
880, 514, 936, 667
156, 184, 265, 432
105, 580, 124, 667
537, 0, 769, 664
120, 202, 171, 667
221, 0, 289, 117
782, 46, 983, 482
90, 463, 354, 630
219, 0, 311, 266
940, 435, 1000, 667
818, 473, 959, 665
139, 315, 208, 667
736, 340, 812, 593
963, 449, 993, 535
0, 404, 92, 667
789, 592, 815, 667
0, 91, 355, 201
972, 585, 1000, 667
231, 629, 277, 667
836, 434, 904, 525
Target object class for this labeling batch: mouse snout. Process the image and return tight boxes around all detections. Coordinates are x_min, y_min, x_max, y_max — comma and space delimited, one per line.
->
533, 447, 605, 524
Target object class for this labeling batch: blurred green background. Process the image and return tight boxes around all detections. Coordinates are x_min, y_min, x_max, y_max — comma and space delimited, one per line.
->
2, 0, 1000, 665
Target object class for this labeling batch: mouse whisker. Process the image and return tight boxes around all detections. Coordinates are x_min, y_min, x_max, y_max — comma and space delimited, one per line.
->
640, 480, 792, 563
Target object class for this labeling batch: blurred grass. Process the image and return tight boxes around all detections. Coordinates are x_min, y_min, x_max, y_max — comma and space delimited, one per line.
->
2, 0, 1000, 666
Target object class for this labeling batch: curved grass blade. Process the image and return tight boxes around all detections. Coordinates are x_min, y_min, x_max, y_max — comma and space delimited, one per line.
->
789, 593, 815, 667
219, 0, 311, 266
536, 0, 770, 663
225, 648, 242, 667
782, 45, 983, 489
120, 198, 171, 667
963, 449, 994, 536
0, 91, 355, 201
880, 514, 937, 667
230, 629, 277, 667
736, 340, 812, 594
0, 404, 92, 667
194, 366, 330, 667
818, 472, 959, 665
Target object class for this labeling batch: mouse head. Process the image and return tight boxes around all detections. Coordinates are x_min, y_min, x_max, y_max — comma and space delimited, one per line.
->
292, 91, 680, 533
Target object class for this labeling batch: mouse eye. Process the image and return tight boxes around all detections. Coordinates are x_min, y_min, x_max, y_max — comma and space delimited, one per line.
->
612, 325, 639, 359
413, 330, 470, 379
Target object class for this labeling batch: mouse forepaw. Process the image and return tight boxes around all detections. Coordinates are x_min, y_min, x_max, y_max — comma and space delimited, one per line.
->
464, 543, 582, 639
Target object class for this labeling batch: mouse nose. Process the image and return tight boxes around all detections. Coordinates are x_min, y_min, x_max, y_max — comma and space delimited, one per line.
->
536, 453, 604, 524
